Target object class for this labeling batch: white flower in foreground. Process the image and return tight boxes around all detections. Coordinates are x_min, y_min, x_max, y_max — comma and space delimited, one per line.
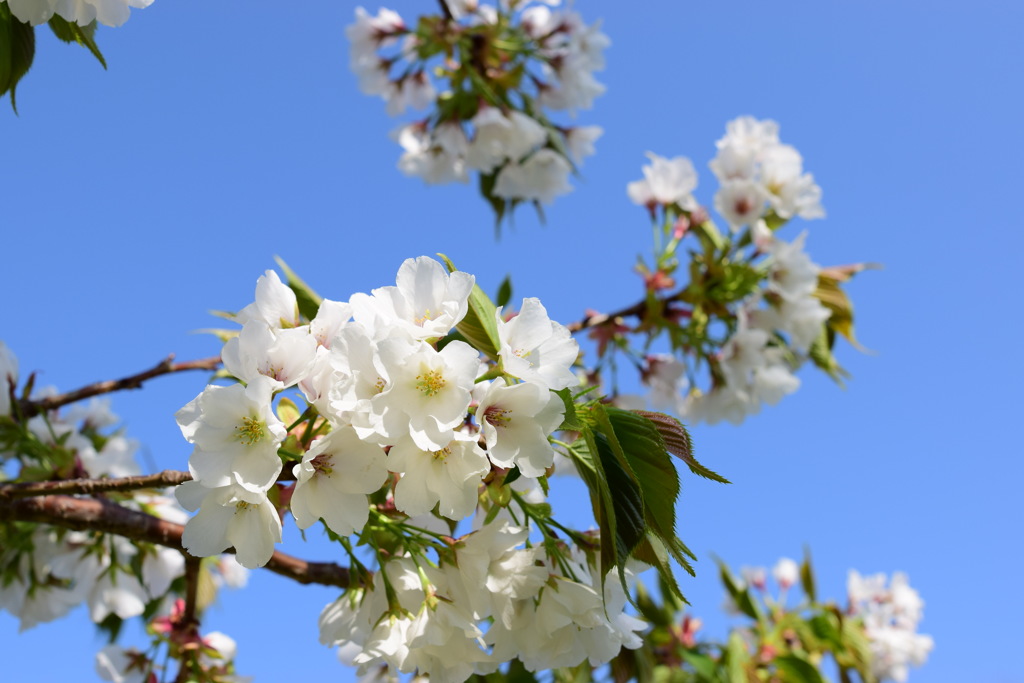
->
221, 321, 318, 391
475, 380, 563, 477
6, 0, 152, 27
177, 481, 282, 569
235, 269, 300, 329
627, 152, 698, 209
291, 427, 388, 535
370, 338, 479, 451
351, 256, 475, 341
493, 149, 573, 205
496, 298, 579, 390
176, 377, 285, 492
388, 432, 489, 520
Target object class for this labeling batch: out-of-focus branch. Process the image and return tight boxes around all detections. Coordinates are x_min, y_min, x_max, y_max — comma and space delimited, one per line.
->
0, 470, 194, 499
19, 354, 221, 419
566, 290, 687, 333
438, 0, 454, 20
0, 494, 350, 588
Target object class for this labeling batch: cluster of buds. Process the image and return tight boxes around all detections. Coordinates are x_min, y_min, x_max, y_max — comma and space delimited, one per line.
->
347, 2, 607, 218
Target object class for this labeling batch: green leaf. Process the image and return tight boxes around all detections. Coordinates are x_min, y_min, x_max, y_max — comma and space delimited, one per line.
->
0, 5, 36, 113
273, 256, 322, 321
48, 16, 106, 68
725, 631, 749, 683
554, 388, 582, 431
716, 559, 763, 622
681, 650, 717, 680
437, 253, 502, 359
808, 325, 850, 385
801, 548, 817, 603
496, 275, 513, 308
632, 409, 730, 484
775, 654, 826, 683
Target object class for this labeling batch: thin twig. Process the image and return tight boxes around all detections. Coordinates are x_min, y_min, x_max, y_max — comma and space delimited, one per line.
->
566, 290, 687, 333
0, 470, 194, 499
19, 354, 221, 419
438, 0, 454, 20
174, 555, 202, 683
0, 494, 350, 588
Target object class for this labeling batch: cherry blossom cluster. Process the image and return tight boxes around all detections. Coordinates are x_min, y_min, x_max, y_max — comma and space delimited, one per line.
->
319, 523, 645, 681
347, 3, 607, 210
595, 117, 845, 426
175, 255, 576, 564
848, 571, 934, 682
2, 0, 152, 27
171, 256, 655, 680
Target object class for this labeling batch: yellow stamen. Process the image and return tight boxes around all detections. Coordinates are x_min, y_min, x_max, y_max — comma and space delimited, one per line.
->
416, 369, 447, 397
236, 416, 266, 445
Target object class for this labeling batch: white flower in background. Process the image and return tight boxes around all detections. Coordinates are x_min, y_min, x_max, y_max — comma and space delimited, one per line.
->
493, 148, 574, 204
78, 434, 141, 479
848, 571, 933, 682
351, 256, 475, 341
641, 354, 688, 410
466, 107, 548, 173
627, 152, 699, 209
715, 178, 767, 229
5, 0, 153, 27
496, 298, 579, 390
291, 427, 388, 535
740, 565, 767, 591
176, 481, 283, 569
474, 379, 564, 477
0, 340, 17, 416
64, 397, 118, 429
767, 232, 820, 300
564, 125, 603, 166
95, 644, 150, 683
388, 432, 489, 520
773, 557, 799, 590
235, 270, 300, 329
395, 122, 470, 185
760, 144, 824, 220
175, 377, 285, 493
347, 7, 405, 54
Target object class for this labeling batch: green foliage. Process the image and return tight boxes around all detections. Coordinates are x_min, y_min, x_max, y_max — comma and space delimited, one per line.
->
0, 5, 35, 113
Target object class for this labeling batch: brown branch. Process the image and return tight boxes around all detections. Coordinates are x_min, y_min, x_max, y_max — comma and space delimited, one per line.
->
438, 0, 454, 20
566, 290, 688, 333
0, 494, 350, 589
19, 354, 222, 419
0, 470, 194, 499
175, 555, 202, 683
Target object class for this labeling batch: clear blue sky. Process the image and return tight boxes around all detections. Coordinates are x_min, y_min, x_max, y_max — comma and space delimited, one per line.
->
2, 1, 1021, 681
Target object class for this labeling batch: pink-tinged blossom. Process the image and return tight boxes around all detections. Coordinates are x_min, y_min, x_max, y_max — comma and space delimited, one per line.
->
496, 298, 579, 390
290, 427, 388, 535
475, 379, 564, 477
773, 557, 799, 590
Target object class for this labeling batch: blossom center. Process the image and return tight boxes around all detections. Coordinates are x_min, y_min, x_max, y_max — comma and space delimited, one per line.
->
235, 416, 266, 445
415, 369, 447, 397
484, 405, 512, 429
310, 453, 334, 477
432, 447, 451, 462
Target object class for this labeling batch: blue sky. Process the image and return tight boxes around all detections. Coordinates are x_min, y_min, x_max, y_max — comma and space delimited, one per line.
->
1, 1, 1022, 681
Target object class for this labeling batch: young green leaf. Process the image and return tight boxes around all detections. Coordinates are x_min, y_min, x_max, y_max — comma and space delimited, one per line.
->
274, 256, 322, 320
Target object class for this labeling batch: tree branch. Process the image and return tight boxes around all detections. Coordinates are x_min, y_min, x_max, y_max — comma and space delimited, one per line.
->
566, 290, 688, 333
0, 470, 194, 499
0, 494, 350, 588
438, 0, 454, 21
19, 354, 221, 419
